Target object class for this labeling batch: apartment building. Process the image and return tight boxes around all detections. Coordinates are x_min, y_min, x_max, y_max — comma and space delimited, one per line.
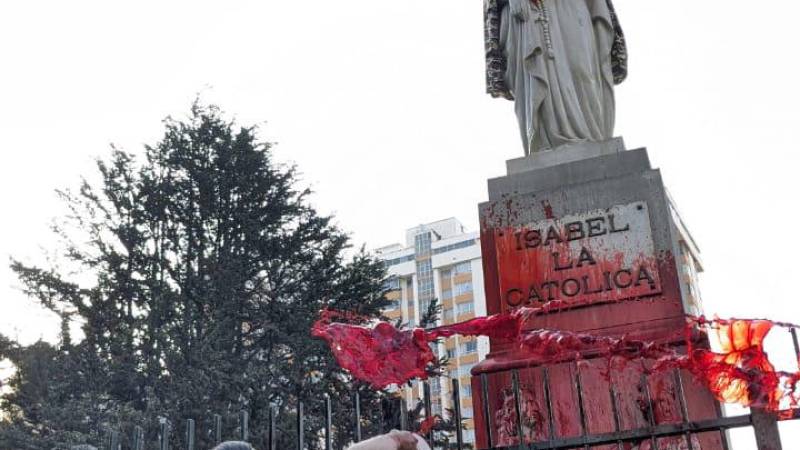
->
375, 218, 487, 445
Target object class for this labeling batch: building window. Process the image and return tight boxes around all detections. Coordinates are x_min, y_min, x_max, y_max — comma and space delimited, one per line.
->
416, 259, 435, 301
418, 259, 433, 274
440, 269, 451, 280
418, 284, 433, 300
456, 302, 474, 315
386, 300, 401, 311
432, 239, 477, 255
454, 281, 473, 296
447, 348, 457, 359
459, 363, 476, 377
454, 261, 472, 274
461, 406, 474, 418
441, 289, 452, 300
383, 277, 400, 291
461, 341, 477, 354
384, 254, 415, 267
463, 430, 475, 443
415, 232, 432, 255
461, 385, 472, 398
448, 368, 458, 379
443, 307, 454, 321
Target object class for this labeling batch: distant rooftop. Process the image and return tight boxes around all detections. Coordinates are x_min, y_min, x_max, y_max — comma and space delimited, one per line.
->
403, 217, 466, 247
374, 217, 470, 257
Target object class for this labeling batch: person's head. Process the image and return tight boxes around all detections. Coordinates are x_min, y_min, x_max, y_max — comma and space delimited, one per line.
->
211, 442, 254, 450
407, 433, 431, 450
346, 430, 429, 450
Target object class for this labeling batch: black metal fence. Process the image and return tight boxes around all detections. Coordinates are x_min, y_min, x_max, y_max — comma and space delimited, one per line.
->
90, 372, 795, 450
92, 378, 475, 450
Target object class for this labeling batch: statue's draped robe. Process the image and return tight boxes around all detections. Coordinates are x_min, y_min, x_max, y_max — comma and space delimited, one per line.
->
485, 0, 627, 154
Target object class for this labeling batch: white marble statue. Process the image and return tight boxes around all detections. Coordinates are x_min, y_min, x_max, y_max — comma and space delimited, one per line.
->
485, 0, 628, 154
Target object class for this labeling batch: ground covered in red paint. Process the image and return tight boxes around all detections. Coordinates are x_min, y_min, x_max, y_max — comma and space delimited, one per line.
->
312, 310, 799, 414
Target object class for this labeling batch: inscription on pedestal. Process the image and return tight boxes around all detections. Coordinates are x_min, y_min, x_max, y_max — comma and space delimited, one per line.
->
494, 202, 662, 311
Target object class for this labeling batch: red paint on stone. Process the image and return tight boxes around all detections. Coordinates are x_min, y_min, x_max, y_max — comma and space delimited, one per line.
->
474, 205, 693, 449
541, 200, 555, 219
493, 226, 662, 313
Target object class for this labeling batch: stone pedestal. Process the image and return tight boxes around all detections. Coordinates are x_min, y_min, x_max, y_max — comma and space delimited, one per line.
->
471, 140, 727, 449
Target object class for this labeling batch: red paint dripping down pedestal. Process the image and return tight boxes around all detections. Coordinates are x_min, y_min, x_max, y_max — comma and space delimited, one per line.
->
474, 146, 726, 449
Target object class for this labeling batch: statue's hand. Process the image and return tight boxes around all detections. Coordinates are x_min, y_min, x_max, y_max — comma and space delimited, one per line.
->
509, 0, 531, 22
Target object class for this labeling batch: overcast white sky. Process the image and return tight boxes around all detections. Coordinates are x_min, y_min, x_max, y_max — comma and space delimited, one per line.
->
1, 1, 799, 447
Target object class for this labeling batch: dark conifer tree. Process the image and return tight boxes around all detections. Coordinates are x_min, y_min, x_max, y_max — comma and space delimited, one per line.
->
2, 103, 391, 449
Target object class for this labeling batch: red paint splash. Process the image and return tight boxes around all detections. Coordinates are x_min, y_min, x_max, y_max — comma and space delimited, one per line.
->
311, 310, 435, 389
428, 309, 529, 341
311, 309, 530, 388
656, 317, 799, 414
312, 310, 800, 414
416, 416, 438, 436
515, 328, 675, 363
